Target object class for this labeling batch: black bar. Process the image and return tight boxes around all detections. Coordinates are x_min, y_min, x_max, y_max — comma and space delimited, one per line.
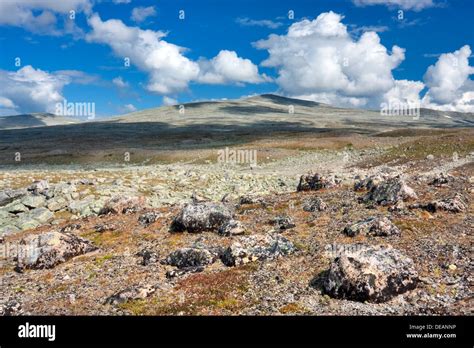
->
0, 315, 471, 346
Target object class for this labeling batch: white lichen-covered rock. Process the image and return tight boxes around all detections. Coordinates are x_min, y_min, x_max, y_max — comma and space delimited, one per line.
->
221, 234, 296, 266
430, 194, 467, 213
171, 202, 233, 233
46, 197, 68, 212
4, 202, 28, 214
27, 180, 49, 195
15, 207, 54, 230
343, 217, 400, 237
68, 196, 95, 216
21, 195, 46, 209
0, 189, 27, 207
15, 231, 97, 270
363, 176, 417, 205
28, 207, 54, 223
323, 244, 418, 303
218, 219, 246, 236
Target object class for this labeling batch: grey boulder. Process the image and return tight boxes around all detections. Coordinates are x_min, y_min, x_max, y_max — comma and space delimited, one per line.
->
16, 231, 97, 270
171, 202, 233, 233
343, 217, 400, 237
221, 234, 296, 267
323, 244, 418, 303
297, 173, 340, 192
362, 176, 417, 205
164, 248, 217, 269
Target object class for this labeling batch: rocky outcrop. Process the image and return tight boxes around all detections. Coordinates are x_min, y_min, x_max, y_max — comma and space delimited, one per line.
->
323, 244, 418, 303
4, 202, 28, 214
68, 196, 95, 216
343, 217, 400, 237
297, 173, 340, 192
221, 234, 296, 267
46, 196, 68, 212
428, 194, 467, 213
354, 174, 389, 191
0, 180, 105, 234
410, 193, 467, 213
170, 202, 233, 233
163, 248, 217, 269
15, 231, 97, 270
15, 207, 54, 230
362, 176, 417, 205
21, 195, 46, 209
0, 189, 27, 207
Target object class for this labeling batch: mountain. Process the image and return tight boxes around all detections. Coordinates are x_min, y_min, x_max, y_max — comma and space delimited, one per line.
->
0, 113, 79, 130
1, 95, 472, 130
109, 94, 473, 129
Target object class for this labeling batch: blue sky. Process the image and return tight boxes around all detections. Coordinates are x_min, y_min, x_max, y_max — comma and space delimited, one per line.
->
0, 0, 473, 117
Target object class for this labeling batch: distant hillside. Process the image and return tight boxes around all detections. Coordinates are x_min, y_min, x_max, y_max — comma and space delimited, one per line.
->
1, 94, 473, 130
108, 94, 473, 129
0, 113, 79, 130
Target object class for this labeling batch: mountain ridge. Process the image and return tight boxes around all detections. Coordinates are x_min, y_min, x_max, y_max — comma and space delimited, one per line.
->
0, 94, 472, 130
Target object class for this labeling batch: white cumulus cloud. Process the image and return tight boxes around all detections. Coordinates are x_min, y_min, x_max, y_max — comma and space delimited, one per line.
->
131, 6, 156, 23
0, 0, 92, 35
0, 65, 72, 115
86, 14, 199, 95
254, 11, 406, 108
86, 14, 266, 95
422, 45, 474, 112
197, 50, 267, 85
384, 79, 425, 105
